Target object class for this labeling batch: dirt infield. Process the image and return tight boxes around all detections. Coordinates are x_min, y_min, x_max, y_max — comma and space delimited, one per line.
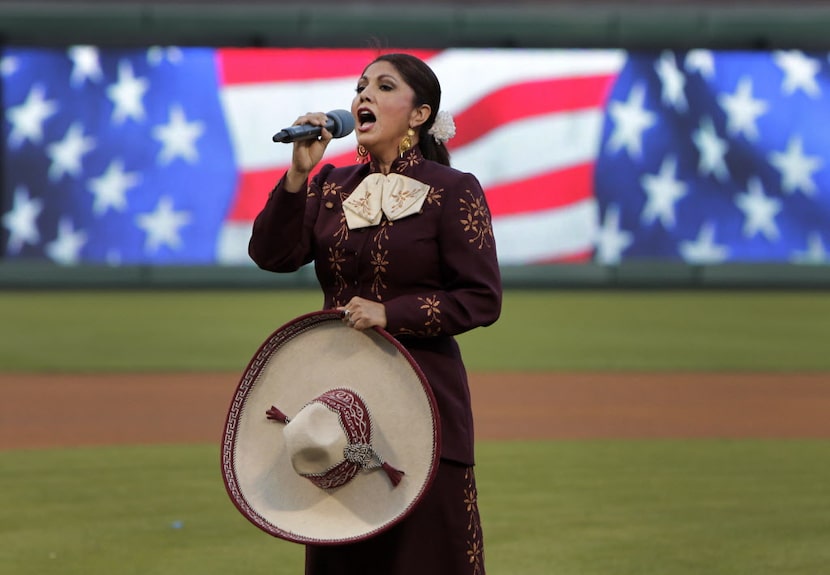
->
2, 372, 829, 450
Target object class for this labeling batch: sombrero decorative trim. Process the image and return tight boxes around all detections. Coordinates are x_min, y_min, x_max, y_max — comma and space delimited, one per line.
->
266, 388, 406, 490
221, 310, 441, 545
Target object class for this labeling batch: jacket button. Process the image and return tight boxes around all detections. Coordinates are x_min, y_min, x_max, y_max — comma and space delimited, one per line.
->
325, 201, 334, 209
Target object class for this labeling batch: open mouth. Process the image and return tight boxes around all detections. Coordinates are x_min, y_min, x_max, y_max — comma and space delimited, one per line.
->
357, 109, 376, 130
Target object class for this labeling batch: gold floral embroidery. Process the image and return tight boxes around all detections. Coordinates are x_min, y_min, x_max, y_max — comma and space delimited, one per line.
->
467, 540, 483, 572
419, 295, 442, 336
369, 249, 389, 298
346, 186, 375, 221
386, 187, 419, 214
328, 246, 346, 273
318, 174, 347, 303
426, 186, 443, 207
459, 190, 494, 250
333, 210, 349, 244
395, 149, 422, 172
465, 467, 484, 574
322, 180, 341, 197
394, 293, 441, 337
420, 295, 441, 323
373, 219, 391, 244
328, 246, 348, 299
368, 220, 391, 300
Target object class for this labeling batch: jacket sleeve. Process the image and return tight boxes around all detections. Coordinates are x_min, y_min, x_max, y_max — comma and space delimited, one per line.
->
383, 172, 502, 337
248, 165, 332, 272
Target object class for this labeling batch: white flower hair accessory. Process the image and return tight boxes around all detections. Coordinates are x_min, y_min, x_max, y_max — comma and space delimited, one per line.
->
428, 110, 456, 144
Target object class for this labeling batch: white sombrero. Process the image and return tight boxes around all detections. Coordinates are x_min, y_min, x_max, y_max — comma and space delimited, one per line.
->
221, 310, 441, 545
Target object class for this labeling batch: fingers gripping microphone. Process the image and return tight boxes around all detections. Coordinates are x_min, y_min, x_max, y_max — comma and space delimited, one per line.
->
272, 110, 355, 143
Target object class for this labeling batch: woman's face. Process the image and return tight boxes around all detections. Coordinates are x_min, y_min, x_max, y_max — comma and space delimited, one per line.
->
351, 61, 423, 157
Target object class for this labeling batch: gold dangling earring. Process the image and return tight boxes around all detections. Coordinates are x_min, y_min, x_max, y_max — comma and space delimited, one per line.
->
398, 128, 415, 158
356, 144, 369, 164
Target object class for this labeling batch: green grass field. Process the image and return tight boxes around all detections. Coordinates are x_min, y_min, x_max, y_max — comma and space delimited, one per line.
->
2, 441, 828, 575
1, 289, 828, 372
1, 289, 829, 574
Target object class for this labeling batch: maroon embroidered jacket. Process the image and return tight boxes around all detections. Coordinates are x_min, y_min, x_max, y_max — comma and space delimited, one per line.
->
249, 148, 503, 465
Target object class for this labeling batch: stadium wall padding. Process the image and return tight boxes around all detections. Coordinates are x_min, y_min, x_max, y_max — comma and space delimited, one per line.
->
1, 3, 830, 50
2, 262, 829, 290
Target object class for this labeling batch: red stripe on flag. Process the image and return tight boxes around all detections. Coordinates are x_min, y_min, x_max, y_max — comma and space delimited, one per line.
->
218, 48, 440, 85
230, 170, 280, 221
483, 163, 594, 217
228, 151, 357, 221
449, 75, 617, 149
533, 249, 595, 264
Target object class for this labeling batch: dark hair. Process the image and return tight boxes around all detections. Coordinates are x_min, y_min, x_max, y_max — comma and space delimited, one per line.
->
369, 53, 451, 166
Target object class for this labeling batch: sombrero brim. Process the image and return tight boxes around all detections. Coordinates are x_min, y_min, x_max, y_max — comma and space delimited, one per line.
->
221, 310, 441, 545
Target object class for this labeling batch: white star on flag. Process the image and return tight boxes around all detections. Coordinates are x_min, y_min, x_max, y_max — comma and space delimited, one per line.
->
774, 50, 821, 98
684, 50, 715, 78
6, 84, 59, 148
107, 59, 149, 124
147, 46, 184, 66
679, 221, 729, 264
135, 195, 192, 253
595, 204, 633, 264
46, 121, 97, 181
692, 116, 730, 182
791, 232, 827, 264
768, 136, 823, 196
1, 55, 19, 77
88, 159, 142, 215
640, 155, 688, 228
2, 186, 44, 254
152, 104, 206, 165
45, 217, 88, 265
718, 77, 769, 141
655, 51, 688, 112
68, 45, 103, 87
735, 177, 782, 241
606, 83, 657, 159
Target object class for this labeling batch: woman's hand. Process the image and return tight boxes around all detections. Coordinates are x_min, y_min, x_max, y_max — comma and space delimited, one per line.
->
284, 112, 334, 193
338, 297, 387, 331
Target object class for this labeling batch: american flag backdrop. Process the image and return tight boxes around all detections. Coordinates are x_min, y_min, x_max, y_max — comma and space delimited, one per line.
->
1, 47, 829, 266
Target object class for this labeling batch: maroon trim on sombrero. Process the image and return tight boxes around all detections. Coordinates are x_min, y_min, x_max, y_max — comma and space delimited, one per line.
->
268, 388, 405, 489
220, 309, 442, 546
315, 389, 405, 487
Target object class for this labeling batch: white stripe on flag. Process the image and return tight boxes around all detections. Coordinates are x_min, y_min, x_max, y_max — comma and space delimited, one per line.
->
217, 223, 255, 265
493, 199, 598, 264
451, 109, 605, 189
219, 78, 358, 171
429, 49, 626, 113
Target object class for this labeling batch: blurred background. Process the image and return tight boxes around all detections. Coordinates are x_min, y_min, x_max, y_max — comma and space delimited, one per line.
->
2, 0, 829, 289
2, 4, 829, 575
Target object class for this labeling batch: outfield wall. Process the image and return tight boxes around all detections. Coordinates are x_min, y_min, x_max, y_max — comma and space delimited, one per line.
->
2, 262, 829, 290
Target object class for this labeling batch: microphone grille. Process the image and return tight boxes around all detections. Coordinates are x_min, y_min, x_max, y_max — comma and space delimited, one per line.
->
327, 109, 355, 138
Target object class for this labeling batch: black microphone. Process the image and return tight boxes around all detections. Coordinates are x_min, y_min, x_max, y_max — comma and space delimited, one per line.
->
272, 109, 355, 143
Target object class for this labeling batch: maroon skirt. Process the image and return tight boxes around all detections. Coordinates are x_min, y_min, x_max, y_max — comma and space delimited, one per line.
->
305, 460, 485, 575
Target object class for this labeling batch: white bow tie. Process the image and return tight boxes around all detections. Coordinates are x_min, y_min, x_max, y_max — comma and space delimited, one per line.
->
342, 173, 431, 230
